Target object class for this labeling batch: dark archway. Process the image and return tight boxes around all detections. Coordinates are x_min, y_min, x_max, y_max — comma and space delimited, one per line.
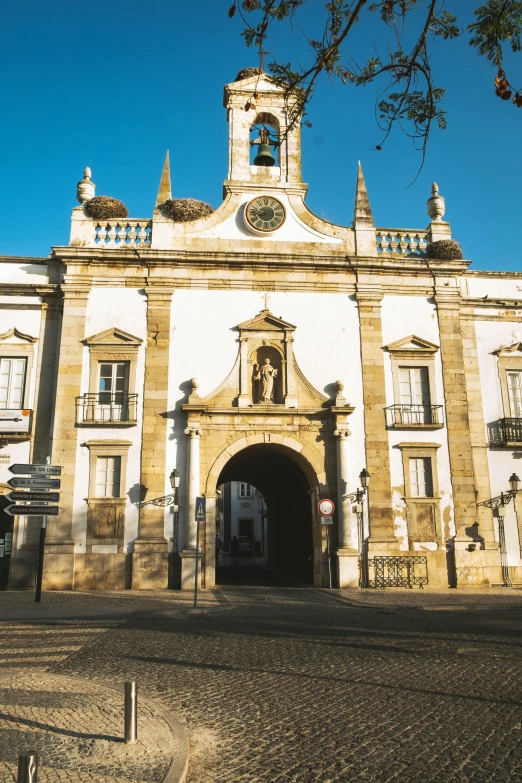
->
216, 444, 314, 585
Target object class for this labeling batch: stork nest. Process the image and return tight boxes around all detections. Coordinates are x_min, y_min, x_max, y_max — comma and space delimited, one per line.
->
235, 67, 262, 82
425, 239, 463, 261
84, 196, 128, 221
159, 198, 214, 223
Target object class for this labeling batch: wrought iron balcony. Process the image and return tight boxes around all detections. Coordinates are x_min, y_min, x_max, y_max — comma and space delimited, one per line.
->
488, 417, 522, 446
385, 404, 444, 428
76, 393, 138, 424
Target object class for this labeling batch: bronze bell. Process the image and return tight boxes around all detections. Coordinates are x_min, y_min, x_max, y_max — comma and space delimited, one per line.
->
254, 142, 275, 167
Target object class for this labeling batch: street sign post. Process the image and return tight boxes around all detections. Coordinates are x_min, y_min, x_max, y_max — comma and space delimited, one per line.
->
8, 460, 60, 603
9, 464, 61, 476
317, 499, 335, 590
5, 505, 59, 516
6, 492, 60, 503
8, 477, 61, 489
194, 497, 206, 608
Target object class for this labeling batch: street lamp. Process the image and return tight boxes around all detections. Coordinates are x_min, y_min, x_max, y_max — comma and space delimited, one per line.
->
343, 468, 371, 588
477, 472, 521, 587
139, 469, 180, 508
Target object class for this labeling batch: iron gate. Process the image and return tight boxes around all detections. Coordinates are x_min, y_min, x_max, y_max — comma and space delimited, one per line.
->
369, 555, 428, 588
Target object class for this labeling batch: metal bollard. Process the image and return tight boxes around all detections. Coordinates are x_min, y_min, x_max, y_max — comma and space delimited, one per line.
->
124, 681, 138, 744
17, 752, 38, 783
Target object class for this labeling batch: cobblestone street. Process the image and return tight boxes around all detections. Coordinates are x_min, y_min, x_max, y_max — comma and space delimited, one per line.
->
1, 587, 522, 782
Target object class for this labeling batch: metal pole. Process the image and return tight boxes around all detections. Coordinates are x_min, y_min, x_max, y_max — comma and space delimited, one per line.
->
17, 752, 38, 783
34, 519, 47, 603
326, 524, 332, 590
498, 516, 512, 587
194, 516, 200, 608
124, 681, 138, 744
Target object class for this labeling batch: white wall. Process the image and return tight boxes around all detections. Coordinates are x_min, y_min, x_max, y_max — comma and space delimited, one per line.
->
381, 296, 455, 548
475, 318, 522, 564
72, 288, 147, 553
167, 289, 366, 550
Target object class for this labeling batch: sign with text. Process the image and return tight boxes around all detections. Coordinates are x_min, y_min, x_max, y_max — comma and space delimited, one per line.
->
5, 505, 59, 516
0, 410, 31, 434
9, 464, 61, 476
8, 477, 61, 489
6, 492, 60, 503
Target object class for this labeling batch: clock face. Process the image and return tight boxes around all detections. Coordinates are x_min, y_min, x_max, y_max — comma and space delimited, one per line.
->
245, 197, 286, 232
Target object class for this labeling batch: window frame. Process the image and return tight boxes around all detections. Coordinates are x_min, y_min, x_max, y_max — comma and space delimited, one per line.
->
0, 328, 38, 412
84, 439, 132, 550
0, 357, 28, 410
238, 482, 252, 498
398, 441, 442, 546
386, 335, 442, 430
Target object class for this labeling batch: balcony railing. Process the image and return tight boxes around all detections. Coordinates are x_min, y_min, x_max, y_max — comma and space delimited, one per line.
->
76, 393, 138, 424
488, 418, 522, 446
385, 404, 444, 427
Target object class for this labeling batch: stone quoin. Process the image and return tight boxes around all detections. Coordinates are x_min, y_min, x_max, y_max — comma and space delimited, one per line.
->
0, 70, 521, 591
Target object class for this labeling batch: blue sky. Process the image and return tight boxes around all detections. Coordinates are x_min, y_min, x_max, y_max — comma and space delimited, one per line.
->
1, 1, 521, 271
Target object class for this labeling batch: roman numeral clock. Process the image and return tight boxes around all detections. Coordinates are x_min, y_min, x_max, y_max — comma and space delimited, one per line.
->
244, 196, 286, 234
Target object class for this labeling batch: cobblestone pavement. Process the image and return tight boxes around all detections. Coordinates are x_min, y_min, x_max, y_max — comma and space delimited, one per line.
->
0, 672, 177, 783
32, 585, 521, 783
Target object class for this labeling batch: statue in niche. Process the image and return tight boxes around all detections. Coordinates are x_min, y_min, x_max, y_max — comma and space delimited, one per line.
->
254, 358, 278, 403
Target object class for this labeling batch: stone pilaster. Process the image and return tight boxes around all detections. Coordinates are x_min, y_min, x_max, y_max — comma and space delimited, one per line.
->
32, 292, 61, 463
460, 316, 497, 547
435, 288, 501, 585
356, 285, 398, 551
43, 284, 90, 590
335, 428, 359, 587
180, 425, 202, 590
133, 286, 173, 590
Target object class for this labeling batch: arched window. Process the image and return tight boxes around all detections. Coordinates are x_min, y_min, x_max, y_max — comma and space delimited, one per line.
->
250, 114, 279, 167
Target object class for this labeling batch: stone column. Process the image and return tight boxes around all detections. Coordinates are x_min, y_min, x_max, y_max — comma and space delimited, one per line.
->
133, 286, 173, 589
435, 287, 501, 584
238, 337, 250, 407
43, 284, 90, 590
356, 284, 399, 552
284, 335, 298, 407
180, 425, 203, 590
335, 429, 359, 588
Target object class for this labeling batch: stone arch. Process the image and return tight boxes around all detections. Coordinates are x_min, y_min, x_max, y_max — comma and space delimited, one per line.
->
205, 433, 327, 498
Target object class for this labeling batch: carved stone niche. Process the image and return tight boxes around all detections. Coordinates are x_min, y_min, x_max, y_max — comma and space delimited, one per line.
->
237, 309, 298, 408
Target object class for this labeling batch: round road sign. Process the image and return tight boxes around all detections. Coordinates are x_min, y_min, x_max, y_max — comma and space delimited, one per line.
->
318, 498, 335, 517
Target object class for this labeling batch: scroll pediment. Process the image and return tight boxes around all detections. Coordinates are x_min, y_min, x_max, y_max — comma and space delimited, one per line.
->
0, 327, 38, 344
493, 341, 522, 357
237, 310, 296, 332
386, 335, 439, 354
84, 328, 143, 347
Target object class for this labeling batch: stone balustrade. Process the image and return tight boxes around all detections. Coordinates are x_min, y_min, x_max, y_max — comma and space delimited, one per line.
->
376, 230, 429, 256
92, 220, 152, 248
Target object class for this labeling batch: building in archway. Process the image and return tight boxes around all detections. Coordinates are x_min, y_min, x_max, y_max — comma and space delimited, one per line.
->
1, 69, 522, 591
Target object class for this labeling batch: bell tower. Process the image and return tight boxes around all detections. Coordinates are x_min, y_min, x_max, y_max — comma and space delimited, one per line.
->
223, 68, 306, 196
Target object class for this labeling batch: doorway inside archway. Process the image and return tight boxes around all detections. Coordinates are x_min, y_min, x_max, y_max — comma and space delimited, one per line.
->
215, 444, 314, 586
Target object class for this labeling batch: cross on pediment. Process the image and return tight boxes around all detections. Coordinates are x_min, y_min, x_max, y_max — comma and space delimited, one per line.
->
262, 292, 271, 311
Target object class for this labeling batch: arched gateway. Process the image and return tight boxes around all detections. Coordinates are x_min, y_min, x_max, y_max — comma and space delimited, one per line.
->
178, 307, 357, 590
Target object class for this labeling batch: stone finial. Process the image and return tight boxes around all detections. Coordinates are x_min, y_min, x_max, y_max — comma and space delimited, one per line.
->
353, 161, 375, 227
155, 151, 172, 208
188, 377, 200, 404
76, 167, 95, 205
334, 380, 347, 406
427, 182, 445, 222
190, 378, 199, 391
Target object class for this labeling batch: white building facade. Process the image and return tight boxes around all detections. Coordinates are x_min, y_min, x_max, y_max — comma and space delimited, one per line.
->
0, 70, 521, 591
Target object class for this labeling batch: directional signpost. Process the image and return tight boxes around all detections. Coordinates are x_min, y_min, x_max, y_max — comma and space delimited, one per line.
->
9, 464, 61, 475
8, 461, 61, 602
7, 492, 60, 504
8, 477, 61, 489
194, 497, 206, 608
